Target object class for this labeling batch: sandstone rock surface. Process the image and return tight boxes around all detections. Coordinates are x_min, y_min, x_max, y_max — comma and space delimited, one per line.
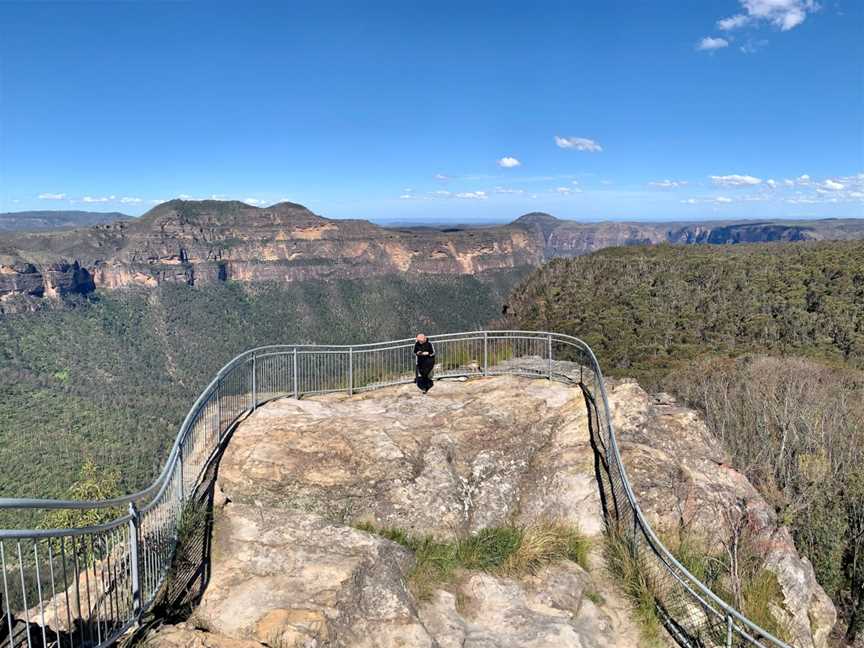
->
147, 374, 834, 648
608, 380, 837, 648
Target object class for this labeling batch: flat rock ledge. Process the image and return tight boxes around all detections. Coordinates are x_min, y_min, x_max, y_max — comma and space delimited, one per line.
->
144, 375, 834, 648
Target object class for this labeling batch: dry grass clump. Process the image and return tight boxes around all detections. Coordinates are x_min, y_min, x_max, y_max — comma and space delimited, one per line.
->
355, 520, 589, 600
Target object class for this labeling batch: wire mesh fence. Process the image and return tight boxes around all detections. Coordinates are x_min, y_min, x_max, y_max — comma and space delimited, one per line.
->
0, 331, 792, 648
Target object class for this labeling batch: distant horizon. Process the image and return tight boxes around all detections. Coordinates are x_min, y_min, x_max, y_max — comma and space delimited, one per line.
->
1, 2, 861, 222
2, 199, 863, 228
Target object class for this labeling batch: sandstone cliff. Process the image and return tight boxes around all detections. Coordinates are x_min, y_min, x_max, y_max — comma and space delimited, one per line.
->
141, 373, 834, 648
2, 201, 862, 313
0, 200, 542, 312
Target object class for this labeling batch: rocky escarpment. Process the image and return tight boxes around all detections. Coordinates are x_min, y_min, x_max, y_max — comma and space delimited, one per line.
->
510, 212, 864, 259
0, 259, 94, 312
144, 374, 834, 648
2, 202, 863, 312
0, 200, 542, 312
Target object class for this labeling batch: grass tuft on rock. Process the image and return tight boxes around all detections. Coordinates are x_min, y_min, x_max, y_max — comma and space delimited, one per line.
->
602, 525, 666, 648
355, 520, 590, 600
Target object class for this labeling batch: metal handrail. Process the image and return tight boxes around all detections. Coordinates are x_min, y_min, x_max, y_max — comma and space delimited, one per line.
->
0, 331, 793, 648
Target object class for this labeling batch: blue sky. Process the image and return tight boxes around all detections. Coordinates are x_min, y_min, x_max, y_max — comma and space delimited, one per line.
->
0, 1, 862, 224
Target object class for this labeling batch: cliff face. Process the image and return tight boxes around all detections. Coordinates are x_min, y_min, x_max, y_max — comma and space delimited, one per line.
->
0, 200, 542, 311
1, 201, 862, 313
510, 212, 862, 258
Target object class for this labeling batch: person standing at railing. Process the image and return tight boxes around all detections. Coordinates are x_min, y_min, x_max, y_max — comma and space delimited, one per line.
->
414, 333, 435, 393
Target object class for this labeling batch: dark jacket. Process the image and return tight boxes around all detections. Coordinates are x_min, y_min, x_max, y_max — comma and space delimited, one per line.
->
413, 340, 435, 358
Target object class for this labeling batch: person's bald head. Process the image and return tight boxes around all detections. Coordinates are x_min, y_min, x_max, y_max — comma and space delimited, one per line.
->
416, 333, 427, 343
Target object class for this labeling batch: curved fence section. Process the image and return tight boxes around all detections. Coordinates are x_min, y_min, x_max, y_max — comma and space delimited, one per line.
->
0, 331, 792, 648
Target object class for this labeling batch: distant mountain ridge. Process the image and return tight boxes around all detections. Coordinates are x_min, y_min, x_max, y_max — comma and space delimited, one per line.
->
1, 200, 862, 313
0, 210, 130, 232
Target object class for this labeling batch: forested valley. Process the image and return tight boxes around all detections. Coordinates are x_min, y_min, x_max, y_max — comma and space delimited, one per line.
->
504, 241, 864, 643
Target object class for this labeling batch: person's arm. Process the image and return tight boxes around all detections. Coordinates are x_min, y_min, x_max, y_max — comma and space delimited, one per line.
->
428, 341, 435, 356
414, 342, 421, 356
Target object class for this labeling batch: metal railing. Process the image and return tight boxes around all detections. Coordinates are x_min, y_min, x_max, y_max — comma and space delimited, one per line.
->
0, 331, 793, 648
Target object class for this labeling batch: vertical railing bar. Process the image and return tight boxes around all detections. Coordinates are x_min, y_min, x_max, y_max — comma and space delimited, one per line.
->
17, 541, 33, 648
127, 502, 141, 621
88, 536, 101, 645
48, 540, 60, 648
348, 347, 354, 395
252, 351, 257, 411
33, 543, 48, 648
727, 613, 734, 648
59, 540, 73, 648
0, 542, 15, 647
293, 348, 299, 399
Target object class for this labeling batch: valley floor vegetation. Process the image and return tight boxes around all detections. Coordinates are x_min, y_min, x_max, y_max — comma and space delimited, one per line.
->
506, 241, 864, 642
0, 268, 527, 528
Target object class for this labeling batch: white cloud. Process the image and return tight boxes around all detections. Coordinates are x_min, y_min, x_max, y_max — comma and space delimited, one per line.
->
120, 197, 142, 204
680, 196, 736, 205
455, 191, 488, 200
494, 187, 524, 194
765, 179, 777, 189
697, 36, 730, 51
717, 0, 819, 32
554, 136, 603, 152
244, 198, 267, 205
432, 190, 451, 197
555, 186, 582, 195
82, 195, 114, 203
433, 174, 449, 180
399, 194, 415, 200
497, 156, 521, 168
38, 192, 66, 200
718, 14, 751, 30
796, 174, 811, 185
820, 179, 844, 191
710, 174, 762, 187
648, 179, 688, 189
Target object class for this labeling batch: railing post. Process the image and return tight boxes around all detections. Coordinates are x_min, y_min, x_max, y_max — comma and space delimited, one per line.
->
547, 334, 553, 380
348, 346, 354, 395
483, 331, 488, 376
128, 502, 142, 620
293, 347, 299, 399
178, 451, 185, 503
726, 613, 733, 647
217, 378, 223, 441
251, 351, 257, 411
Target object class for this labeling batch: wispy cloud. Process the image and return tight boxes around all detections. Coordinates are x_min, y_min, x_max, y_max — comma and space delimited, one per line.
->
718, 0, 820, 33
494, 186, 524, 194
554, 136, 603, 152
454, 191, 488, 200
120, 197, 142, 204
697, 36, 730, 51
433, 173, 450, 180
555, 186, 582, 195
38, 192, 66, 200
82, 195, 115, 203
648, 179, 688, 189
710, 174, 762, 187
497, 156, 521, 168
